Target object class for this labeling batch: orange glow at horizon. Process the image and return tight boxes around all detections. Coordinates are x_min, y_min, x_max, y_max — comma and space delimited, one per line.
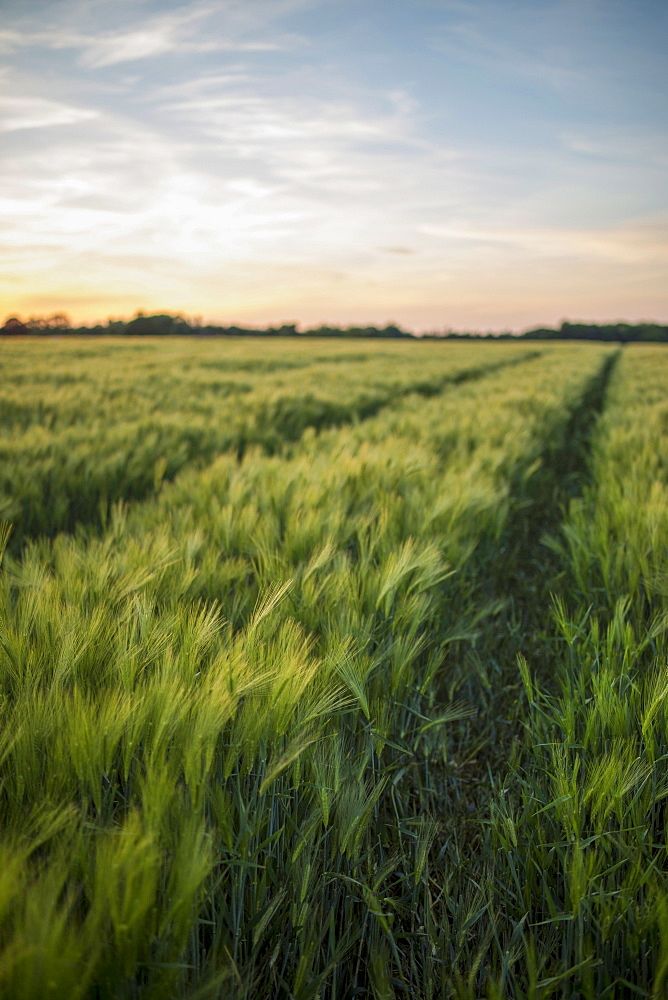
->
1, 1, 666, 333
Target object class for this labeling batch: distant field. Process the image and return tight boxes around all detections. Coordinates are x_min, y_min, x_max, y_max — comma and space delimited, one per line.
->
1, 338, 667, 999
0, 338, 538, 549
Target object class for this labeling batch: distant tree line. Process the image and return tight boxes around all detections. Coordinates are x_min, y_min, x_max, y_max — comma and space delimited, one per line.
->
2, 312, 667, 342
425, 321, 668, 342
521, 321, 668, 343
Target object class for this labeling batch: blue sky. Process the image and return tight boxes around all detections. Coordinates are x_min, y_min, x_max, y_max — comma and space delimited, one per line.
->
1, 0, 666, 330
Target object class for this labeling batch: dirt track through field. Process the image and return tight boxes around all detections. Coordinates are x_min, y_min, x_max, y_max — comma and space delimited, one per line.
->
491, 348, 621, 673
232, 350, 542, 459
10, 349, 541, 554
434, 348, 621, 824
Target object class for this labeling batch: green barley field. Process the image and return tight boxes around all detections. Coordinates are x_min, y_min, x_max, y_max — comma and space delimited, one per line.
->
1, 337, 667, 999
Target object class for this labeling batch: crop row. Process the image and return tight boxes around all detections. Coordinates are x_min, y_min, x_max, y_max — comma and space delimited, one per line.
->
481, 346, 668, 998
0, 343, 613, 998
0, 339, 538, 549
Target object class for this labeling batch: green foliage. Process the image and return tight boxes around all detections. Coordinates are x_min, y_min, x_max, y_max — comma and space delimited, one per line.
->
0, 340, 666, 997
0, 338, 535, 549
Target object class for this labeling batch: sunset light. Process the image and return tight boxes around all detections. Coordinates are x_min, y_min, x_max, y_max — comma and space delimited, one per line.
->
1, 0, 667, 330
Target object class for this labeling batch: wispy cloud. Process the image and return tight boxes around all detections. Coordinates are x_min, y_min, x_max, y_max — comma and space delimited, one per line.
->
0, 0, 666, 328
429, 1, 594, 94
0, 97, 97, 132
0, 1, 308, 67
418, 219, 668, 266
560, 131, 668, 169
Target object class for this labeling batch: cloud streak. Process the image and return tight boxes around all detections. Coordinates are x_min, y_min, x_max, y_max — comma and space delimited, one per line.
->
0, 0, 666, 329
0, 1, 307, 67
0, 97, 97, 132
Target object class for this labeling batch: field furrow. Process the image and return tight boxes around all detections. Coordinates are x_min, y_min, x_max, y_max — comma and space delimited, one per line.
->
0, 342, 620, 999
0, 340, 539, 550
473, 345, 668, 998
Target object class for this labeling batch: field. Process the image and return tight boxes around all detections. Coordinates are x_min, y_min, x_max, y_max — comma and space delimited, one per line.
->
1, 337, 667, 999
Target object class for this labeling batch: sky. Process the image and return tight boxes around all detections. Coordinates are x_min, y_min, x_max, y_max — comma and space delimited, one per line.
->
1, 0, 667, 332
